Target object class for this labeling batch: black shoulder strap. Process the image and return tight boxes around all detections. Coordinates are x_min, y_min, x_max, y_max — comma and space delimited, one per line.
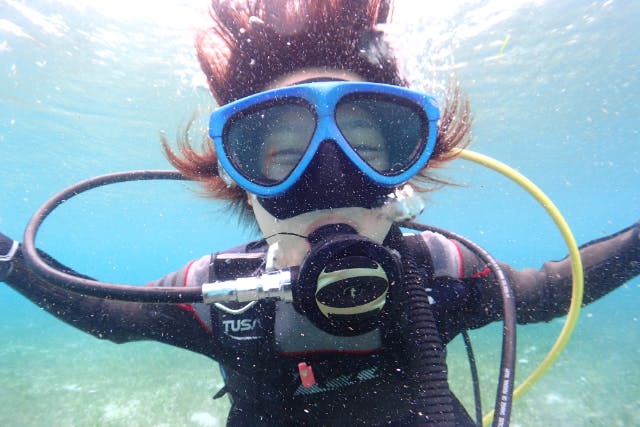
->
208, 244, 267, 282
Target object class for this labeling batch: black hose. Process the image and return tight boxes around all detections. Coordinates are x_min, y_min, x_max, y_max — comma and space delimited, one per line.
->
21, 170, 203, 303
403, 221, 516, 427
21, 170, 516, 425
388, 226, 456, 426
462, 330, 483, 427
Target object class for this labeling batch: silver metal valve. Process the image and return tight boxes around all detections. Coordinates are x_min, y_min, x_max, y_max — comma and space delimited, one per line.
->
201, 269, 294, 304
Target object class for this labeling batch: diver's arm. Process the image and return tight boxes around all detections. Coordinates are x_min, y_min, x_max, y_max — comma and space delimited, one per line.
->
0, 233, 215, 356
469, 221, 640, 326
417, 222, 640, 341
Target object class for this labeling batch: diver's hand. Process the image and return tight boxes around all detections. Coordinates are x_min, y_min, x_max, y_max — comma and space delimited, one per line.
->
0, 232, 19, 282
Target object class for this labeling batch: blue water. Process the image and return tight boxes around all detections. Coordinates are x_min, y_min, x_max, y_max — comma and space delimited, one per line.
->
0, 1, 638, 425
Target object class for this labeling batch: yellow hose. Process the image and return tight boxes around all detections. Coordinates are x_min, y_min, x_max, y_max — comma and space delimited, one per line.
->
450, 149, 584, 426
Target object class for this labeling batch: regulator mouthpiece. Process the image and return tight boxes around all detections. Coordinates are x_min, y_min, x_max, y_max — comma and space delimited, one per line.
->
293, 228, 402, 336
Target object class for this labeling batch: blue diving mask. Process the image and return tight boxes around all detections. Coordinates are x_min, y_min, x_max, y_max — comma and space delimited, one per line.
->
209, 82, 441, 198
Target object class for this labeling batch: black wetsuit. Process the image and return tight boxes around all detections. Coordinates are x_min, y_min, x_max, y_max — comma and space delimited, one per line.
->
1, 222, 639, 426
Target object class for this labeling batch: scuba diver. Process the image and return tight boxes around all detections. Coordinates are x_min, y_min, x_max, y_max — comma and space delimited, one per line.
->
1, 0, 639, 425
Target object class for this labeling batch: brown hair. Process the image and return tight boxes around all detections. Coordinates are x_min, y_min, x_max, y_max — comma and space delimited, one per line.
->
163, 0, 471, 222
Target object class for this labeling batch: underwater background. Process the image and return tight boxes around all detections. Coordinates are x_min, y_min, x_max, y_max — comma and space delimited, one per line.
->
0, 0, 638, 426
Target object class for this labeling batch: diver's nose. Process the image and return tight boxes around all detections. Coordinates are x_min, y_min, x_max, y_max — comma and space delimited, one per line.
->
255, 139, 392, 219
304, 139, 355, 189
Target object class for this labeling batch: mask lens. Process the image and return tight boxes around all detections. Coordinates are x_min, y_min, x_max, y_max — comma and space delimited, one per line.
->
223, 100, 316, 186
335, 94, 429, 176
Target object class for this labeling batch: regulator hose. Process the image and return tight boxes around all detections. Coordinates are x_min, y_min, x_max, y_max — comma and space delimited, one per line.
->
404, 221, 516, 427
22, 169, 515, 426
22, 170, 203, 303
391, 227, 456, 426
21, 148, 584, 427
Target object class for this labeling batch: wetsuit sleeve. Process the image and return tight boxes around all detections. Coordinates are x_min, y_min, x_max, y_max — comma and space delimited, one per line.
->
0, 233, 215, 357
463, 222, 640, 328
414, 222, 640, 342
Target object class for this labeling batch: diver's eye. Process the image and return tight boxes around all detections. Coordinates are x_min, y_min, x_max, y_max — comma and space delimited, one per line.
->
261, 146, 306, 180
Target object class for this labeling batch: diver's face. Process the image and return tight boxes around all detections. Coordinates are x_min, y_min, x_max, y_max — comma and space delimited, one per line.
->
247, 69, 395, 268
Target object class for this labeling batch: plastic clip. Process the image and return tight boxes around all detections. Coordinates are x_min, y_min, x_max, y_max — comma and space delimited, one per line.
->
298, 362, 316, 388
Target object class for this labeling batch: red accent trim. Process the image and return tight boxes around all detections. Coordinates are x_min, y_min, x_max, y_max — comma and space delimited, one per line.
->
280, 347, 382, 357
472, 267, 492, 279
449, 239, 465, 278
183, 260, 197, 287
177, 303, 214, 335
